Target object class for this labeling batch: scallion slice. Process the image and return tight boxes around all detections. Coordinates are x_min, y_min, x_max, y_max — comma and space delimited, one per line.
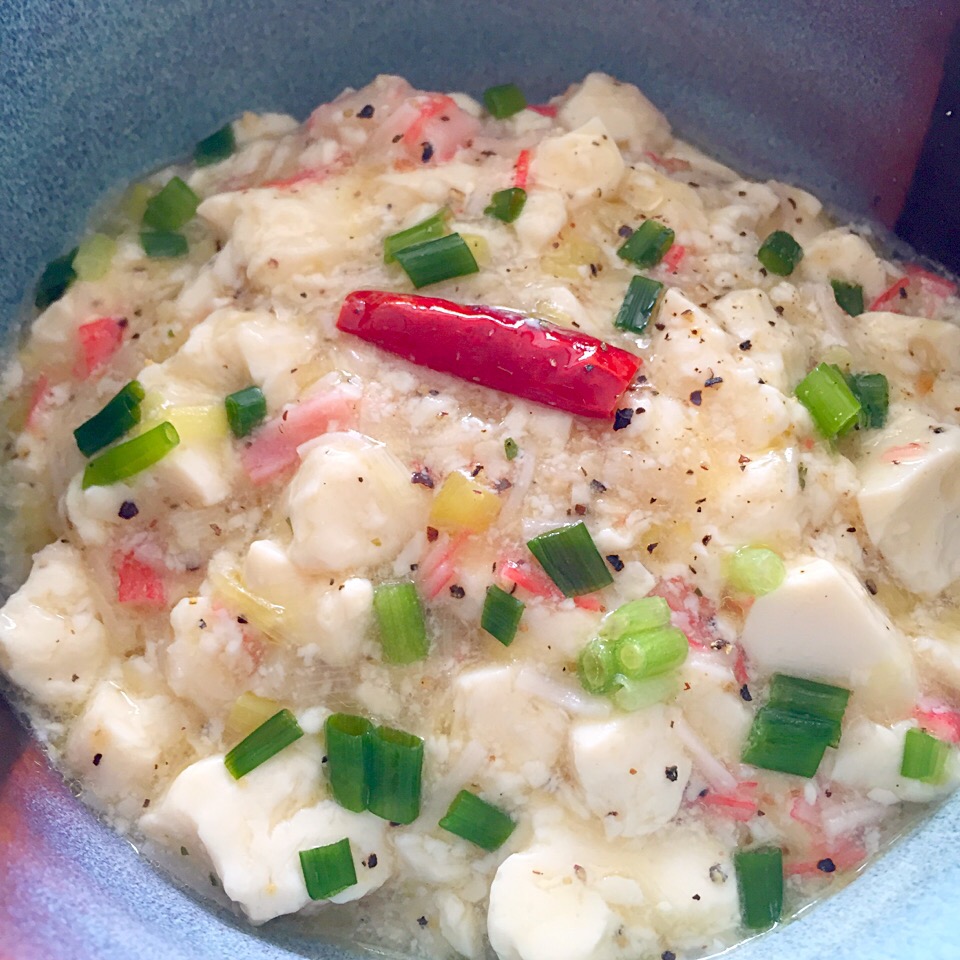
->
794, 362, 861, 438
526, 521, 613, 597
599, 597, 672, 642
617, 220, 675, 269
483, 83, 527, 119
373, 581, 429, 664
325, 713, 373, 812
224, 385, 267, 438
393, 233, 479, 288
367, 725, 424, 824
504, 437, 519, 460
194, 124, 237, 167
481, 584, 525, 646
140, 230, 189, 259
757, 230, 803, 276
384, 208, 449, 264
741, 706, 834, 778
224, 708, 304, 779
613, 626, 688, 680
609, 671, 680, 712
845, 371, 889, 430
142, 176, 200, 231
724, 546, 786, 597
299, 838, 357, 900
82, 420, 180, 488
901, 727, 950, 784
485, 187, 527, 223
830, 279, 865, 316
34, 248, 78, 309
735, 846, 783, 930
73, 380, 146, 457
768, 674, 850, 727
614, 275, 665, 333
578, 637, 617, 695
439, 789, 516, 851
73, 233, 117, 282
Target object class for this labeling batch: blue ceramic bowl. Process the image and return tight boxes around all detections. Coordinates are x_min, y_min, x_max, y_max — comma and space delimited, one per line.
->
2, 2, 959, 958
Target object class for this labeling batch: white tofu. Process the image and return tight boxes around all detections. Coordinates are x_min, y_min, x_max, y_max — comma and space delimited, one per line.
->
531, 118, 625, 206
62, 476, 135, 546
570, 706, 690, 838
517, 603, 601, 661
287, 431, 428, 575
856, 408, 960, 595
0, 542, 109, 709
151, 445, 232, 508
142, 748, 391, 924
438, 892, 483, 960
800, 228, 889, 301
513, 189, 568, 256
488, 841, 616, 960
739, 556, 917, 717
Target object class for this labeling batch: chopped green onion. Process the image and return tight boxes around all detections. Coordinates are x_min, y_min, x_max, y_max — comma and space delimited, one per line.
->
768, 674, 850, 727
599, 597, 672, 642
901, 727, 950, 784
757, 230, 803, 276
578, 638, 617, 695
485, 187, 527, 223
367, 725, 424, 824
34, 248, 78, 309
830, 279, 864, 316
734, 846, 783, 930
394, 233, 479, 289
142, 176, 200, 231
384, 208, 449, 264
527, 522, 613, 597
613, 626, 688, 680
439, 789, 516, 851
483, 83, 527, 119
299, 838, 357, 900
73, 234, 117, 282
610, 671, 681, 711
140, 231, 189, 259
617, 220, 675, 269
224, 385, 267, 438
504, 437, 519, 460
82, 420, 180, 488
724, 546, 786, 597
845, 371, 889, 430
614, 275, 665, 333
121, 183, 153, 223
325, 713, 373, 812
795, 362, 861, 438
224, 708, 304, 779
373, 581, 429, 664
481, 584, 525, 646
741, 706, 834, 778
194, 124, 237, 167
73, 380, 145, 457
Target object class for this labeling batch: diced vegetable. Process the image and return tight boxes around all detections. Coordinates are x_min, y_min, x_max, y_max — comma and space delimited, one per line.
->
75, 317, 126, 380
115, 551, 166, 607
481, 584, 525, 646
209, 567, 287, 641
617, 220, 675, 268
142, 176, 200, 231
73, 233, 117, 282
367, 725, 424, 824
224, 691, 281, 744
336, 291, 642, 420
141, 402, 230, 445
429, 470, 501, 533
141, 231, 189, 258
194, 124, 237, 166
120, 183, 153, 223
485, 187, 527, 223
741, 706, 834, 778
504, 437, 519, 460
844, 371, 889, 430
223, 708, 304, 779
901, 728, 950, 784
599, 597, 672, 641
735, 846, 783, 930
82, 421, 180, 488
299, 838, 357, 900
758, 230, 803, 276
578, 637, 617, 695
373, 581, 429, 664
34, 248, 78, 310
830, 279, 864, 316
393, 234, 479, 288
483, 83, 527, 119
225, 385, 268, 438
724, 546, 786, 597
527, 522, 614, 597
612, 626, 688, 680
73, 380, 145, 457
614, 275, 664, 333
325, 713, 373, 813
795, 362, 861, 438
439, 789, 516, 851
384, 208, 449, 264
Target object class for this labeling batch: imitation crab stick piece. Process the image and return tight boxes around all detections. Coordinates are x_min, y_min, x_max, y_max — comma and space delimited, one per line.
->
513, 148, 531, 189
336, 291, 641, 420
115, 551, 166, 607
697, 781, 759, 821
75, 317, 125, 379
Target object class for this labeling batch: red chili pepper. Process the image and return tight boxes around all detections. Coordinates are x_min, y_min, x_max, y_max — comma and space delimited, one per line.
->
528, 104, 558, 118
336, 291, 641, 420
514, 148, 531, 189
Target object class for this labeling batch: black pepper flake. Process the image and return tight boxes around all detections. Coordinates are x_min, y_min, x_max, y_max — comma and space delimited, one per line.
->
118, 500, 139, 520
416, 916, 428, 928
493, 477, 512, 492
368, 852, 378, 868
701, 534, 712, 547
590, 479, 607, 494
449, 584, 466, 599
704, 376, 723, 387
646, 542, 659, 554
426, 526, 439, 542
392, 133, 403, 143
665, 765, 679, 782
817, 858, 836, 873
470, 464, 483, 477
606, 554, 624, 572
739, 339, 752, 351
865, 578, 878, 596
198, 619, 207, 629
740, 684, 752, 702
774, 305, 785, 316
180, 846, 189, 856
574, 503, 587, 516
357, 104, 375, 118
421, 142, 434, 163
71, 673, 79, 682
92, 753, 102, 766
618, 225, 634, 238
142, 798, 150, 808
411, 470, 435, 488
662, 952, 677, 960
613, 408, 634, 430
689, 390, 702, 406
692, 893, 701, 901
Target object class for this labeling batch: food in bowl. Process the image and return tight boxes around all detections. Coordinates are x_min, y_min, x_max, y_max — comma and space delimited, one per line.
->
2, 71, 960, 960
